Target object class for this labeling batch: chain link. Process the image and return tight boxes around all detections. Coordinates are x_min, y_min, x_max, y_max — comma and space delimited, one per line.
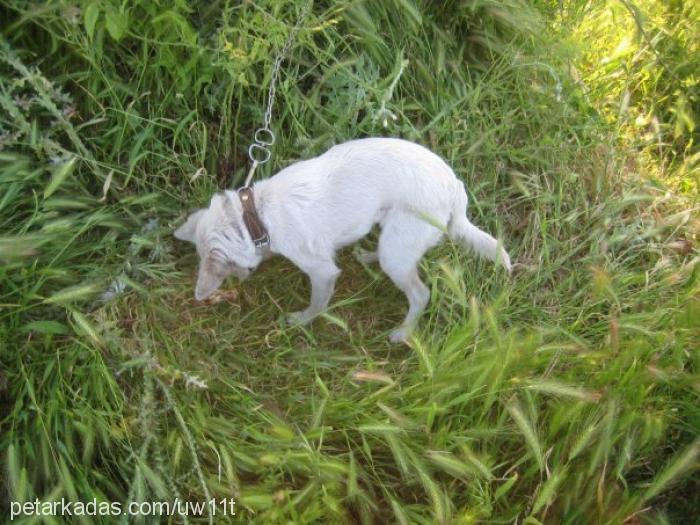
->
244, 0, 312, 187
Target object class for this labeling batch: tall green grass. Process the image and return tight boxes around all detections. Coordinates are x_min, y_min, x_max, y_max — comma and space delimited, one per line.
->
1, 1, 698, 523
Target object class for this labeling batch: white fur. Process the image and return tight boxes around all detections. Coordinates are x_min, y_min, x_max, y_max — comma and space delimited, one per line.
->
175, 138, 511, 342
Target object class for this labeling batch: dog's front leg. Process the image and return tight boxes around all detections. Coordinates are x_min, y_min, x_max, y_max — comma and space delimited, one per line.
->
287, 258, 341, 326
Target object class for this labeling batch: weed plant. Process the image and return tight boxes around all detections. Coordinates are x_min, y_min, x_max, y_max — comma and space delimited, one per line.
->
0, 1, 698, 523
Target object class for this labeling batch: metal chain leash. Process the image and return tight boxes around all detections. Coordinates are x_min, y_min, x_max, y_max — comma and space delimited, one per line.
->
243, 0, 313, 187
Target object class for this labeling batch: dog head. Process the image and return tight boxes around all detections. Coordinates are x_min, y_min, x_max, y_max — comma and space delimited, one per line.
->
174, 193, 260, 300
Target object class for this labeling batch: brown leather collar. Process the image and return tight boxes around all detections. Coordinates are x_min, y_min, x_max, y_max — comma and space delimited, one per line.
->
237, 187, 270, 249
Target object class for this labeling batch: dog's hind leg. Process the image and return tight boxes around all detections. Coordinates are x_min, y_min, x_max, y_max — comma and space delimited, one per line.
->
377, 211, 442, 343
287, 256, 341, 326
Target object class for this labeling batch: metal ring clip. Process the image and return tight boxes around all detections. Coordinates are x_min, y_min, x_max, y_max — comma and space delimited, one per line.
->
254, 127, 276, 146
248, 143, 271, 165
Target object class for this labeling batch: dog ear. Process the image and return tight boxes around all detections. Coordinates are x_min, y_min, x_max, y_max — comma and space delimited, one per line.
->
174, 209, 205, 243
194, 256, 226, 300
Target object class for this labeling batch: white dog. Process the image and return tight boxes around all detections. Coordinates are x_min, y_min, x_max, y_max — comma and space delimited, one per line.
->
175, 138, 511, 342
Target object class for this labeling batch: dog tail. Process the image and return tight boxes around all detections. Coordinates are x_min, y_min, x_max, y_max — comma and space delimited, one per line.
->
447, 182, 512, 273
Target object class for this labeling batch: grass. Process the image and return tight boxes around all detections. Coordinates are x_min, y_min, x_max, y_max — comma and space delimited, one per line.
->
1, 0, 698, 523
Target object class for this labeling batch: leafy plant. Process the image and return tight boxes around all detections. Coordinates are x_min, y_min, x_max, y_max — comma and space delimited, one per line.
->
1, 1, 697, 523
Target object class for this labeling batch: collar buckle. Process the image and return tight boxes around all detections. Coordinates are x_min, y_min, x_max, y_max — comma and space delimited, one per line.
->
253, 233, 270, 249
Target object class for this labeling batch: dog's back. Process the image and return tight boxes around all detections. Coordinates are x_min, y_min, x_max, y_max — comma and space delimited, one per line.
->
258, 138, 461, 248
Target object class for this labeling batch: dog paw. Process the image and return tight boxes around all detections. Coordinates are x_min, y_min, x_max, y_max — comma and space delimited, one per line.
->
354, 247, 379, 264
287, 310, 314, 326
389, 327, 411, 344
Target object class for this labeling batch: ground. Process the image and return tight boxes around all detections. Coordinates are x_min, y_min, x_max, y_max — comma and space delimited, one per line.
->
1, 1, 698, 524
